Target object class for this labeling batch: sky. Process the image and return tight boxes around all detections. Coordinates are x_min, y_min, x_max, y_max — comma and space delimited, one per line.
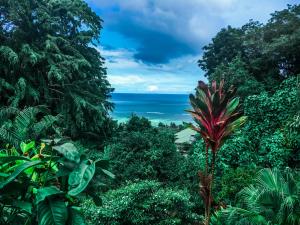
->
86, 0, 298, 94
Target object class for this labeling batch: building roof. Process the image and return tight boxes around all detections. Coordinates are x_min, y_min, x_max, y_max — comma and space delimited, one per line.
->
175, 128, 197, 144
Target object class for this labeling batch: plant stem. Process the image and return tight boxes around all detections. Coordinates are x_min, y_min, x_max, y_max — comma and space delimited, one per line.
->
205, 144, 208, 175
206, 152, 216, 225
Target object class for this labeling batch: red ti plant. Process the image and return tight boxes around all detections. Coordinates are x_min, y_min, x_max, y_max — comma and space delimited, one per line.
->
187, 80, 246, 225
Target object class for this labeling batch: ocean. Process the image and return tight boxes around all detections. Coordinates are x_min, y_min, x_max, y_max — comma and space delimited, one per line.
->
110, 93, 192, 125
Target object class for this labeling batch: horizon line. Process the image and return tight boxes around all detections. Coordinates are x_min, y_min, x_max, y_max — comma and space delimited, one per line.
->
111, 92, 190, 95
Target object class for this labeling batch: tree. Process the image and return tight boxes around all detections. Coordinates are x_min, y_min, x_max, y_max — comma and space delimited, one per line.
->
199, 4, 300, 93
198, 26, 244, 77
0, 0, 113, 140
209, 55, 264, 100
187, 80, 246, 225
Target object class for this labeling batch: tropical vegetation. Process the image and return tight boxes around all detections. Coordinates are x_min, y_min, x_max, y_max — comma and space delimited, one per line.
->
0, 0, 299, 225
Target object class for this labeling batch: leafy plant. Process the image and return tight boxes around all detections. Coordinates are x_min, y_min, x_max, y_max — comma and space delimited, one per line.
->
187, 80, 246, 224
82, 180, 200, 225
0, 139, 113, 225
0, 106, 60, 146
212, 168, 300, 225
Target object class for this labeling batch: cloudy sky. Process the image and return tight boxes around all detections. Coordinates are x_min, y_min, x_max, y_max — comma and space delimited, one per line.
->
86, 0, 298, 94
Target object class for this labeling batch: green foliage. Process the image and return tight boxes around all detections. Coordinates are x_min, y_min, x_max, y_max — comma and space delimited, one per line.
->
209, 56, 265, 100
104, 116, 185, 187
0, 106, 59, 146
215, 77, 299, 170
212, 168, 300, 225
199, 5, 300, 93
0, 0, 113, 140
0, 139, 112, 225
217, 167, 257, 204
82, 180, 200, 225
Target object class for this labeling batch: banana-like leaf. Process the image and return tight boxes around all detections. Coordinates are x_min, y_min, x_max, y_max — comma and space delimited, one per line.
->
53, 143, 80, 163
37, 199, 68, 225
67, 206, 86, 225
36, 186, 63, 204
68, 160, 95, 196
0, 160, 43, 189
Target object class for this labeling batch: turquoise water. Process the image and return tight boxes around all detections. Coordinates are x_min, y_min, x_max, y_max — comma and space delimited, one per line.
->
111, 93, 192, 124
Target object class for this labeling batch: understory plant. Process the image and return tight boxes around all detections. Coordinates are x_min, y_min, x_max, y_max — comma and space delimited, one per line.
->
211, 168, 300, 225
0, 139, 113, 225
187, 80, 246, 224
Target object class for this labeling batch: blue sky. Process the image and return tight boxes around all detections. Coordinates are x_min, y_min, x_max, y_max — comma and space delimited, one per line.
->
86, 0, 298, 94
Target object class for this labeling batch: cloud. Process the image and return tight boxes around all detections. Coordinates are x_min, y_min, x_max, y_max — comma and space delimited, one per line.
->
87, 0, 294, 64
101, 47, 204, 93
86, 0, 297, 93
147, 85, 159, 92
108, 75, 144, 85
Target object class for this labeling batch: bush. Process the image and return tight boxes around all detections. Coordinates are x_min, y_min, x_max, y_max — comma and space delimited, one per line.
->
82, 180, 200, 225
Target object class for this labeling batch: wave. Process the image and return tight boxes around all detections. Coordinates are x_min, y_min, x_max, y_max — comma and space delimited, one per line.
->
146, 112, 165, 115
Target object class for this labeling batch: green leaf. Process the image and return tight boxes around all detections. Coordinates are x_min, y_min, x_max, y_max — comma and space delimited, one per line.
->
68, 161, 95, 196
101, 169, 115, 179
12, 200, 32, 214
53, 143, 80, 163
67, 206, 86, 225
0, 155, 30, 164
0, 160, 43, 189
37, 199, 68, 225
36, 186, 63, 204
20, 141, 35, 153
225, 97, 240, 116
227, 116, 247, 133
0, 172, 9, 177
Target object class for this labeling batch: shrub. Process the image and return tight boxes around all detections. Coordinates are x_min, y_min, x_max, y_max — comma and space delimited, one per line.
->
82, 180, 200, 225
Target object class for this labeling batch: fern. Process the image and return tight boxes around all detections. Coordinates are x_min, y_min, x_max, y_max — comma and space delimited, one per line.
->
33, 114, 59, 136
0, 46, 19, 65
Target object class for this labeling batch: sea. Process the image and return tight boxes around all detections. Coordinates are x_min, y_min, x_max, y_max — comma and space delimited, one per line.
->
110, 93, 193, 125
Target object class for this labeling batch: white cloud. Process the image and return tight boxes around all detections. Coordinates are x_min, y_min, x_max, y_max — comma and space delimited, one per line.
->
108, 75, 144, 85
147, 85, 159, 92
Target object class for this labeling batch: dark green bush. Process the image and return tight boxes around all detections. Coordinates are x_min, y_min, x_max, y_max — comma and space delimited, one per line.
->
82, 180, 200, 225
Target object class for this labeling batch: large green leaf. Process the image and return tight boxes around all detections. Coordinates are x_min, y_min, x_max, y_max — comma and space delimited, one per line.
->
68, 161, 95, 196
37, 199, 68, 225
53, 143, 80, 163
20, 141, 35, 153
36, 186, 63, 204
67, 207, 86, 225
12, 200, 32, 214
0, 160, 43, 189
